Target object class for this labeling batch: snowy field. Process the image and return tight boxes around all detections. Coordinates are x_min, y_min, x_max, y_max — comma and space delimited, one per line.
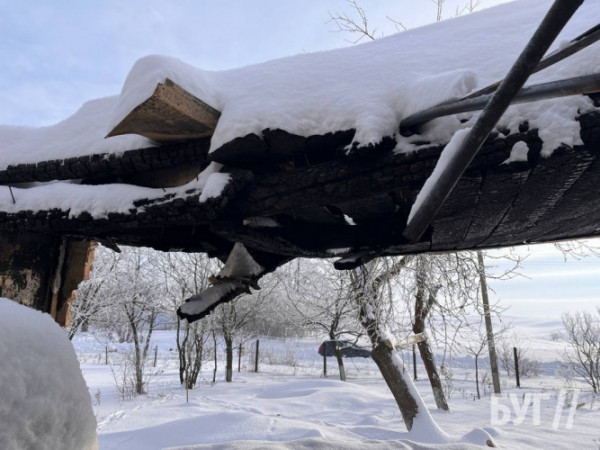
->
72, 326, 600, 449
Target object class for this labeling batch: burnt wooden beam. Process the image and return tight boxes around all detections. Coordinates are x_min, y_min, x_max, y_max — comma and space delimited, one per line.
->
238, 133, 512, 219
0, 139, 210, 185
0, 111, 599, 260
482, 145, 595, 247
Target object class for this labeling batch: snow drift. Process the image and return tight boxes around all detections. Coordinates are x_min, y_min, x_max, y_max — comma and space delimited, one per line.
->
0, 298, 98, 450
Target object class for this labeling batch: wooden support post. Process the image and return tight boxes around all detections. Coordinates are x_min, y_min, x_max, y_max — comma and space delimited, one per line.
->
55, 240, 97, 327
0, 231, 61, 313
238, 343, 242, 372
0, 231, 96, 327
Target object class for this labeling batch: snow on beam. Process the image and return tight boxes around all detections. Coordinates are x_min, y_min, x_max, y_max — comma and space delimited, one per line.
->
106, 78, 221, 142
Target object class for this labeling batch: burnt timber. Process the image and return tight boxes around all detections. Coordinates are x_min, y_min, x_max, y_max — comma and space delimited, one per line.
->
1, 109, 600, 265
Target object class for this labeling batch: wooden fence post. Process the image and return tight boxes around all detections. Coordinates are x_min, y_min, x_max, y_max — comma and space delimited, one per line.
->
412, 344, 417, 380
513, 347, 521, 388
254, 339, 260, 373
238, 343, 242, 372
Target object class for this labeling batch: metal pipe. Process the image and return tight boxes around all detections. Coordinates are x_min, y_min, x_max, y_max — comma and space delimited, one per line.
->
402, 0, 585, 243
401, 72, 600, 131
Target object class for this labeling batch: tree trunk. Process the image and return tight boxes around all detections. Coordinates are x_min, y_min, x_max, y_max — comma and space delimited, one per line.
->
475, 354, 481, 400
413, 265, 449, 411
329, 332, 347, 382
352, 264, 446, 435
477, 251, 501, 395
177, 319, 187, 385
225, 335, 233, 382
416, 340, 448, 411
368, 329, 419, 429
212, 328, 218, 383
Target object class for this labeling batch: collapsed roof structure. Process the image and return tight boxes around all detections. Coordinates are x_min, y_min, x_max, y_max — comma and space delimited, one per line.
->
0, 0, 599, 323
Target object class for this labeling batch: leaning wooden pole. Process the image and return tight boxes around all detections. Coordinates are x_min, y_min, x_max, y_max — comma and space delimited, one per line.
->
403, 0, 585, 243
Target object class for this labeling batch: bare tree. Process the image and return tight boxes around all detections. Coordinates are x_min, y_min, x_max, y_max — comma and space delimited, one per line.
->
497, 333, 542, 378
117, 247, 166, 395
328, 0, 381, 43
282, 259, 361, 381
214, 283, 275, 382
455, 0, 482, 17
154, 251, 216, 387
349, 257, 447, 432
561, 309, 600, 393
68, 245, 120, 339
412, 258, 448, 410
462, 317, 488, 400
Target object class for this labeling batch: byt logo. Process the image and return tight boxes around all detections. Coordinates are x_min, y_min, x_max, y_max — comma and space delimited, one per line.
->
491, 389, 580, 430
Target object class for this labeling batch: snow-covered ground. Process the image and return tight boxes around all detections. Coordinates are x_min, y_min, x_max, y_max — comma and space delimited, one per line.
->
72, 326, 600, 449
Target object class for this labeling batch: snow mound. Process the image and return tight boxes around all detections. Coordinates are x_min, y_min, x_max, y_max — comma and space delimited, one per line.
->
0, 298, 98, 450
166, 437, 488, 449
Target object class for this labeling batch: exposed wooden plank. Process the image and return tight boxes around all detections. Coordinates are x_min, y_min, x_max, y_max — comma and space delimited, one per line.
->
430, 174, 482, 251
461, 168, 531, 247
536, 153, 600, 242
0, 140, 210, 184
106, 79, 220, 142
483, 145, 595, 247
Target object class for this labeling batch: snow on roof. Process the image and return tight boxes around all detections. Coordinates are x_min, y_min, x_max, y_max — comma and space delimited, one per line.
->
0, 298, 98, 450
109, 0, 599, 155
2, 0, 599, 169
0, 96, 154, 168
0, 161, 226, 218
0, 0, 598, 218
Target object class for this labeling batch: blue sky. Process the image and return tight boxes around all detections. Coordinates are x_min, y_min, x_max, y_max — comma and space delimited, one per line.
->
1, 0, 598, 319
0, 0, 510, 126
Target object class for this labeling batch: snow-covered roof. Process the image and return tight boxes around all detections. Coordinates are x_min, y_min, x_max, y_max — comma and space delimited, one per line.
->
1, 0, 598, 170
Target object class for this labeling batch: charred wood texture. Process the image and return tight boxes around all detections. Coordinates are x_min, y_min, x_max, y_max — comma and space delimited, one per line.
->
0, 139, 209, 184
0, 232, 94, 326
0, 111, 600, 261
